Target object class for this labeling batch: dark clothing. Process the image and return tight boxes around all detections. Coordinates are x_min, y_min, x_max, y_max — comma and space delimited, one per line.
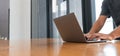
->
101, 0, 120, 26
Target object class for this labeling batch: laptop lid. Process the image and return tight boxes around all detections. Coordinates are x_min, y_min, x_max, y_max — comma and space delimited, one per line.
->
54, 13, 87, 42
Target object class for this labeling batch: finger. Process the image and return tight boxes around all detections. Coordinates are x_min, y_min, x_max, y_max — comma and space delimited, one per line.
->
94, 33, 103, 37
96, 36, 106, 40
85, 34, 91, 38
84, 34, 90, 36
89, 34, 97, 40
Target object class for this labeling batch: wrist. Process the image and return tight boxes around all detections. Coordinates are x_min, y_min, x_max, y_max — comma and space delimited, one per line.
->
88, 31, 95, 34
108, 34, 115, 40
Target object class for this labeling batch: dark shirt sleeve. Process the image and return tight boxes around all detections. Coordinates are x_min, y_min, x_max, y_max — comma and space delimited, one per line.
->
100, 0, 111, 18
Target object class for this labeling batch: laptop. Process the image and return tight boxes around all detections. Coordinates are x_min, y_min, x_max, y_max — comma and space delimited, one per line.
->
54, 13, 106, 43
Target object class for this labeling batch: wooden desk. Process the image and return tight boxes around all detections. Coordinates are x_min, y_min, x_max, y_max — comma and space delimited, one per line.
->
0, 38, 120, 56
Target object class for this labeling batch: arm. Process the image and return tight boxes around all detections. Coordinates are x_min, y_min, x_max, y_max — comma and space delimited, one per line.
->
85, 15, 108, 40
88, 15, 108, 34
85, 0, 112, 40
87, 17, 120, 40
109, 26, 120, 39
88, 26, 120, 40
89, 0, 110, 34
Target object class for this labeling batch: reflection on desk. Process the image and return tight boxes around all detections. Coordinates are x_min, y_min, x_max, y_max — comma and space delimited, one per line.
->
31, 38, 120, 56
0, 38, 120, 56
9, 40, 30, 56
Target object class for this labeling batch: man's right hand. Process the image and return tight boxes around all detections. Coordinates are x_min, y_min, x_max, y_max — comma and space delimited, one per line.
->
84, 33, 101, 41
84, 33, 95, 40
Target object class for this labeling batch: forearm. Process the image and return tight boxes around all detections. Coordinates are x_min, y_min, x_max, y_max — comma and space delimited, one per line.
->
109, 26, 120, 39
89, 15, 107, 34
89, 21, 104, 34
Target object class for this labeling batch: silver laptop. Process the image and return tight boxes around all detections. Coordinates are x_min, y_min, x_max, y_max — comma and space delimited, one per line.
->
54, 13, 106, 43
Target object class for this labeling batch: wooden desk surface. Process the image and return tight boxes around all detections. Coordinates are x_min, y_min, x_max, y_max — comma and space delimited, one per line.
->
0, 38, 120, 56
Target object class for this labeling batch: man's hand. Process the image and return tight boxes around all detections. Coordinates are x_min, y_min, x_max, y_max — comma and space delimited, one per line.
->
84, 33, 113, 41
93, 33, 113, 40
84, 33, 95, 40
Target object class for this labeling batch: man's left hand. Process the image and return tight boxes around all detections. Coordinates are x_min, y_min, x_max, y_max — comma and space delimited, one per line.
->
88, 33, 113, 40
